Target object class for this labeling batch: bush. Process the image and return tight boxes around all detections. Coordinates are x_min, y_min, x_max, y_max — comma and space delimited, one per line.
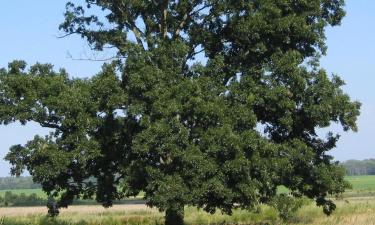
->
271, 194, 307, 221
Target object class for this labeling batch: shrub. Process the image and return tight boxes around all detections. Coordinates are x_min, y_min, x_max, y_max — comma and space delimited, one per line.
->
271, 194, 307, 221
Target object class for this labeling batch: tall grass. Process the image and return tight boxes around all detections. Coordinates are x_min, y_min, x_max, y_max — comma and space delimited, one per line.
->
3, 199, 375, 225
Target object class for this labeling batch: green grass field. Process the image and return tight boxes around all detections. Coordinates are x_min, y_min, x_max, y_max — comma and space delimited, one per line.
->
343, 175, 375, 198
0, 189, 47, 198
1, 176, 374, 199
346, 175, 375, 190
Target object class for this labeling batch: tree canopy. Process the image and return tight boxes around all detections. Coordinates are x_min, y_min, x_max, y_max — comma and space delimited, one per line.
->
1, 0, 360, 224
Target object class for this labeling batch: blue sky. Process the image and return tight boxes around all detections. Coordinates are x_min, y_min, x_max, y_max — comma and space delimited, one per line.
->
0, 1, 374, 176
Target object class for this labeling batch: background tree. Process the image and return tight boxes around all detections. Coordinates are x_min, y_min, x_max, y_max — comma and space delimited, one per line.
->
1, 0, 360, 224
341, 159, 375, 176
0, 176, 40, 190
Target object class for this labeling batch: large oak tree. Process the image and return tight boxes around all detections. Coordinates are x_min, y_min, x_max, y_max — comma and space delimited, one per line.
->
1, 0, 360, 224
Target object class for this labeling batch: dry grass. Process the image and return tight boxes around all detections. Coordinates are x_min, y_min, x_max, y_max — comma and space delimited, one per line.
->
290, 198, 375, 225
2, 198, 375, 225
0, 204, 154, 217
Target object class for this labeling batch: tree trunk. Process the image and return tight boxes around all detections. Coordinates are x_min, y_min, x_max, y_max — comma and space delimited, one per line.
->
165, 205, 184, 225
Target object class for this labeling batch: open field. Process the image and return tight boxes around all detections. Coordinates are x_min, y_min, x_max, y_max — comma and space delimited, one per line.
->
346, 176, 375, 190
2, 176, 374, 198
0, 189, 46, 198
2, 198, 375, 225
343, 176, 375, 198
1, 176, 375, 224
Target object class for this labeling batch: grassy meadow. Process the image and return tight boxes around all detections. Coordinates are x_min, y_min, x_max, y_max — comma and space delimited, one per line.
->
344, 176, 375, 197
0, 189, 46, 198
1, 176, 375, 225
1, 176, 374, 199
346, 175, 375, 190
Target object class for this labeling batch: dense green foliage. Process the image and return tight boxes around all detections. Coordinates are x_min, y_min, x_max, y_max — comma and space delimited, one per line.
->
1, 0, 360, 224
342, 159, 375, 176
0, 177, 40, 190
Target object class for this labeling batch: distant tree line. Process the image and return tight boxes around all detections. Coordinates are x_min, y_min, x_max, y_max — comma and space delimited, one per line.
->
341, 159, 375, 176
0, 177, 40, 190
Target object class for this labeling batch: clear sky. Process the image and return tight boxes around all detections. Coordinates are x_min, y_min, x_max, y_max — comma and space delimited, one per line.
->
0, 1, 374, 176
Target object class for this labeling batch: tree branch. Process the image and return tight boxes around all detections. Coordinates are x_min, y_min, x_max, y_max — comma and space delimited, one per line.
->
161, 0, 169, 39
125, 21, 145, 48
115, 4, 145, 49
173, 13, 189, 38
182, 45, 205, 75
193, 4, 211, 15
173, 2, 211, 39
40, 121, 62, 130
152, 0, 159, 7
139, 13, 153, 49
55, 32, 79, 39
66, 51, 126, 62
